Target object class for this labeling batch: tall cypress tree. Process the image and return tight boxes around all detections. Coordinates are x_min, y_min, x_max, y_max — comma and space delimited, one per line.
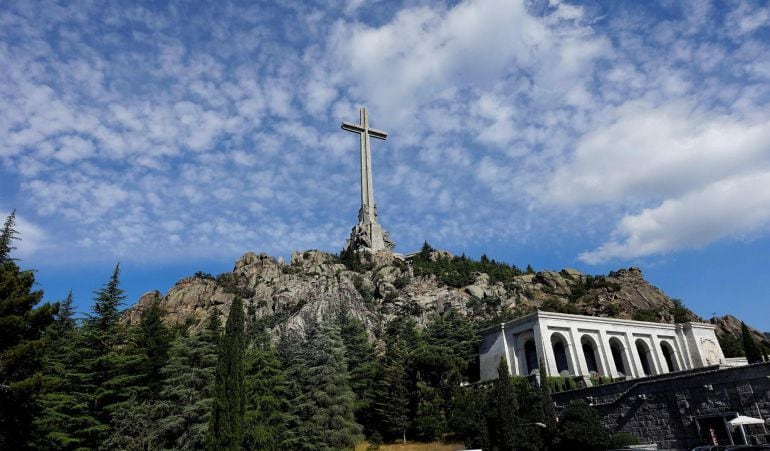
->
486, 357, 519, 450
742, 322, 763, 364
207, 297, 245, 450
0, 210, 58, 449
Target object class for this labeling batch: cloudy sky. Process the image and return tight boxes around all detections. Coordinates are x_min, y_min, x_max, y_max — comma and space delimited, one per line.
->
2, 0, 769, 330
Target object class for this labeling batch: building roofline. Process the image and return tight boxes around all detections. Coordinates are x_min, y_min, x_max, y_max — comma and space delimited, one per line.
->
479, 310, 716, 335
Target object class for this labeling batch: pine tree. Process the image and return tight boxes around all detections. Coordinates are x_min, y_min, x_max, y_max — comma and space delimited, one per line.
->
134, 294, 171, 396
242, 325, 292, 450
0, 209, 18, 262
336, 310, 379, 436
741, 322, 763, 364
0, 210, 58, 449
415, 377, 447, 441
277, 327, 312, 450
103, 295, 171, 449
375, 327, 412, 443
33, 291, 83, 448
553, 400, 610, 451
298, 316, 362, 449
207, 297, 246, 450
59, 263, 127, 448
152, 310, 220, 449
486, 357, 519, 450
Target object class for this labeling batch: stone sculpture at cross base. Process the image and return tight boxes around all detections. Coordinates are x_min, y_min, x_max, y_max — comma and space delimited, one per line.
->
341, 107, 395, 254
346, 204, 394, 253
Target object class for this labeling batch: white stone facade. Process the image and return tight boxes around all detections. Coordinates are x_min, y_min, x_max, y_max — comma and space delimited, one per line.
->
479, 311, 725, 381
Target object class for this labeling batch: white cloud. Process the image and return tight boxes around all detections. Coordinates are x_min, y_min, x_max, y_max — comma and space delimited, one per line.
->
580, 170, 770, 263
544, 101, 770, 206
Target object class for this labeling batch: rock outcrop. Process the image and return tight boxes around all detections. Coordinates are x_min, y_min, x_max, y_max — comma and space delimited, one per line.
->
123, 249, 769, 348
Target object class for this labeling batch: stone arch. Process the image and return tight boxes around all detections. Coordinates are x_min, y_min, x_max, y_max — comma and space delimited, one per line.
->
609, 337, 630, 377
660, 341, 679, 373
581, 335, 602, 375
550, 332, 573, 375
636, 339, 655, 376
515, 331, 539, 376
524, 339, 539, 375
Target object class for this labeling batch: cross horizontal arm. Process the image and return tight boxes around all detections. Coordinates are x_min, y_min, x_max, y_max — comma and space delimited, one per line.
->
341, 122, 388, 140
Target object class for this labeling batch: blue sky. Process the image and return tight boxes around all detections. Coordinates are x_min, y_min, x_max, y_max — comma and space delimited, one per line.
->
2, 0, 769, 331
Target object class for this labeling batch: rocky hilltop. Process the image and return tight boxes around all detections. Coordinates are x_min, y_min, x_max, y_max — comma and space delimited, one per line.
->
125, 248, 769, 349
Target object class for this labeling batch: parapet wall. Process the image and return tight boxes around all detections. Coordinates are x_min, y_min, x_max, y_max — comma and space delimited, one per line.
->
551, 363, 770, 450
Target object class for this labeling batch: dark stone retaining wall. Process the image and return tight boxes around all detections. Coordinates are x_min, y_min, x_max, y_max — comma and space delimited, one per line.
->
551, 363, 770, 450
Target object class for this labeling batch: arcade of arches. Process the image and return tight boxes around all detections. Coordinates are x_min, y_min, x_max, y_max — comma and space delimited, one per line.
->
480, 311, 726, 381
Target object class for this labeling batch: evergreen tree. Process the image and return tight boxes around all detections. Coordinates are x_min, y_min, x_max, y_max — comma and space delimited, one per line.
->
298, 316, 362, 449
60, 263, 127, 448
374, 322, 412, 443
741, 322, 763, 364
207, 298, 246, 450
539, 359, 558, 433
415, 378, 447, 441
134, 294, 171, 396
277, 327, 312, 450
0, 210, 58, 449
553, 400, 610, 451
486, 358, 519, 450
152, 310, 220, 449
103, 295, 171, 449
33, 291, 84, 449
0, 209, 18, 261
450, 387, 489, 449
242, 325, 292, 450
336, 310, 379, 436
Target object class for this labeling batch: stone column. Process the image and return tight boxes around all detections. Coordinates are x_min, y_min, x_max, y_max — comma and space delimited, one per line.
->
500, 325, 513, 377
568, 327, 587, 376
596, 330, 613, 377
625, 333, 643, 378
533, 321, 553, 376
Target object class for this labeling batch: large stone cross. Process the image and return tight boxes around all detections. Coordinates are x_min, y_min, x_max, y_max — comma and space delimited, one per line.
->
341, 107, 394, 252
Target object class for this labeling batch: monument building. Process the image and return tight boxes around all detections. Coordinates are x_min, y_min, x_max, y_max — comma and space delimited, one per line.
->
479, 311, 726, 381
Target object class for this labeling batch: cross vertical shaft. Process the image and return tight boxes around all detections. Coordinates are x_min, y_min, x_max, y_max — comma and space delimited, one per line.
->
341, 107, 394, 252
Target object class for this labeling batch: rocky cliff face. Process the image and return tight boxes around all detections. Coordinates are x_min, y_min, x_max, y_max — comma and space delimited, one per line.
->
124, 249, 769, 348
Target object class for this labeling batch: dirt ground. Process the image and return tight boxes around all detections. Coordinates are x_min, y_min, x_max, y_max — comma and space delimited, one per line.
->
354, 441, 467, 451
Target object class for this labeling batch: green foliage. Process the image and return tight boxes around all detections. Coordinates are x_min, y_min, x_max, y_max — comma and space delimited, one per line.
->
415, 379, 446, 441
741, 322, 763, 364
632, 309, 658, 322
0, 211, 58, 449
374, 319, 413, 443
207, 297, 246, 450
242, 325, 292, 450
151, 313, 219, 449
609, 431, 640, 448
540, 298, 581, 315
670, 298, 691, 323
718, 332, 745, 358
0, 209, 18, 261
286, 315, 362, 449
553, 400, 611, 451
337, 310, 380, 437
339, 246, 375, 272
486, 358, 519, 450
411, 242, 521, 288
